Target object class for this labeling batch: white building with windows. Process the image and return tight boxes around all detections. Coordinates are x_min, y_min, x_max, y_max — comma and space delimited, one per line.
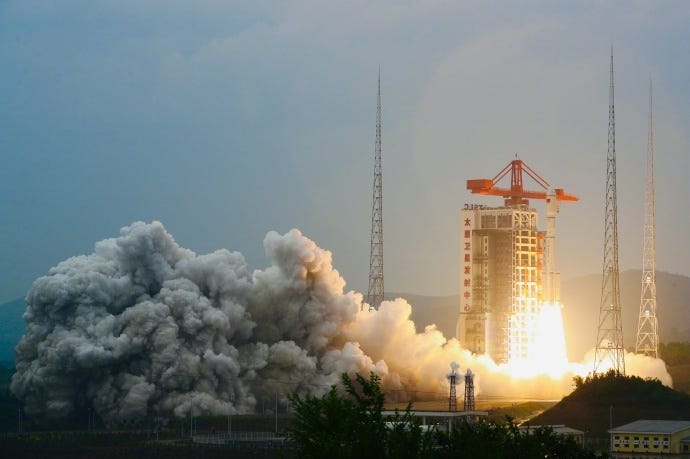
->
456, 204, 542, 364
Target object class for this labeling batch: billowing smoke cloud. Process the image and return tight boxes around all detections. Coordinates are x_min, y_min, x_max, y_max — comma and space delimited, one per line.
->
12, 222, 369, 422
11, 221, 672, 423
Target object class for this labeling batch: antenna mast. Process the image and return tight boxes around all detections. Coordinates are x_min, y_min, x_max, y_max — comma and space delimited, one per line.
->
367, 72, 384, 311
593, 49, 625, 375
635, 81, 659, 357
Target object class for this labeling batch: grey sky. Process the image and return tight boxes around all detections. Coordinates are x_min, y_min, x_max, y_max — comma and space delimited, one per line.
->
2, 1, 689, 303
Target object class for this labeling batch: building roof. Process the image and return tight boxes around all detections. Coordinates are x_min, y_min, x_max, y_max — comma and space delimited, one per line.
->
520, 424, 584, 435
609, 420, 690, 435
382, 410, 488, 418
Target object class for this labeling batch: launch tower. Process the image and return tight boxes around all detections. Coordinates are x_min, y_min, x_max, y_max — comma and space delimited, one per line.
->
367, 73, 384, 311
635, 81, 659, 358
457, 158, 577, 363
593, 51, 626, 375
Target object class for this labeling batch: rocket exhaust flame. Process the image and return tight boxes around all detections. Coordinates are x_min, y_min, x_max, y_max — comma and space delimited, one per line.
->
504, 302, 569, 378
11, 222, 671, 424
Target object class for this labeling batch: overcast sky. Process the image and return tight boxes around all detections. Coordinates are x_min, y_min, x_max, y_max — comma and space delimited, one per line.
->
2, 1, 689, 303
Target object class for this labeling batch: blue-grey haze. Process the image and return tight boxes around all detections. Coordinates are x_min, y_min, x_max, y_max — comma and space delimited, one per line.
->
2, 1, 689, 305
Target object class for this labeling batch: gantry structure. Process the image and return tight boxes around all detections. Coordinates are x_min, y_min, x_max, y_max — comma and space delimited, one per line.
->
635, 81, 659, 358
593, 50, 626, 375
459, 158, 577, 363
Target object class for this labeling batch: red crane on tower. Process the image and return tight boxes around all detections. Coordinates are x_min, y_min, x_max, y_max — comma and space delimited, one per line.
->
466, 157, 578, 207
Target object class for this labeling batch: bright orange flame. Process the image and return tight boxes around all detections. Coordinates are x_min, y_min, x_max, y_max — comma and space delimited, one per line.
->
505, 302, 570, 378
469, 300, 672, 398
530, 302, 569, 375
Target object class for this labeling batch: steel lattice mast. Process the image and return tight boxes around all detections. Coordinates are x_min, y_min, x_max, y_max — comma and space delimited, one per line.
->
367, 72, 384, 311
447, 364, 458, 412
593, 50, 626, 375
635, 81, 659, 357
463, 369, 475, 412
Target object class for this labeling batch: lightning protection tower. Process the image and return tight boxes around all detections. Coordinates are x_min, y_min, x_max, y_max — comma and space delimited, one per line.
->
463, 369, 475, 412
447, 362, 459, 412
367, 72, 384, 311
593, 50, 625, 375
635, 81, 659, 358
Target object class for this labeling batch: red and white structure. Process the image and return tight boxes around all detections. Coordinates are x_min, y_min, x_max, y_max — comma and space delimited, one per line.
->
457, 158, 577, 364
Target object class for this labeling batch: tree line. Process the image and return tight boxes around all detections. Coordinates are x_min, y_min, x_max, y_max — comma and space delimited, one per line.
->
288, 372, 605, 459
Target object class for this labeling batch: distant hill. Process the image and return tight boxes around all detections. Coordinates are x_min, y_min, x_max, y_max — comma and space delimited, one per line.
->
529, 371, 690, 437
561, 270, 690, 360
387, 292, 459, 339
0, 298, 25, 367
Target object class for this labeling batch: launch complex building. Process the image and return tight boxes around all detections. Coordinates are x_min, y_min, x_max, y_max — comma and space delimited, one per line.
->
456, 159, 577, 364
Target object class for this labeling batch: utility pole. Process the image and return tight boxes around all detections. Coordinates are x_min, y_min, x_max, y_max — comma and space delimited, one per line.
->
635, 80, 659, 358
189, 394, 193, 438
593, 49, 625, 375
275, 392, 278, 433
367, 71, 384, 311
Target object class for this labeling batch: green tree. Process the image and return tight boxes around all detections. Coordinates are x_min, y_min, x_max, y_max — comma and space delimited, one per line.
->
287, 372, 435, 459
437, 418, 604, 459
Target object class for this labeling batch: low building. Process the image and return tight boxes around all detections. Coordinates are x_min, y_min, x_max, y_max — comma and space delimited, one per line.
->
382, 410, 488, 432
519, 424, 584, 446
609, 419, 690, 454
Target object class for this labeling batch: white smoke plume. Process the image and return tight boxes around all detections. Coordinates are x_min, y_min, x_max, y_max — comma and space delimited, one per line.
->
11, 221, 672, 424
